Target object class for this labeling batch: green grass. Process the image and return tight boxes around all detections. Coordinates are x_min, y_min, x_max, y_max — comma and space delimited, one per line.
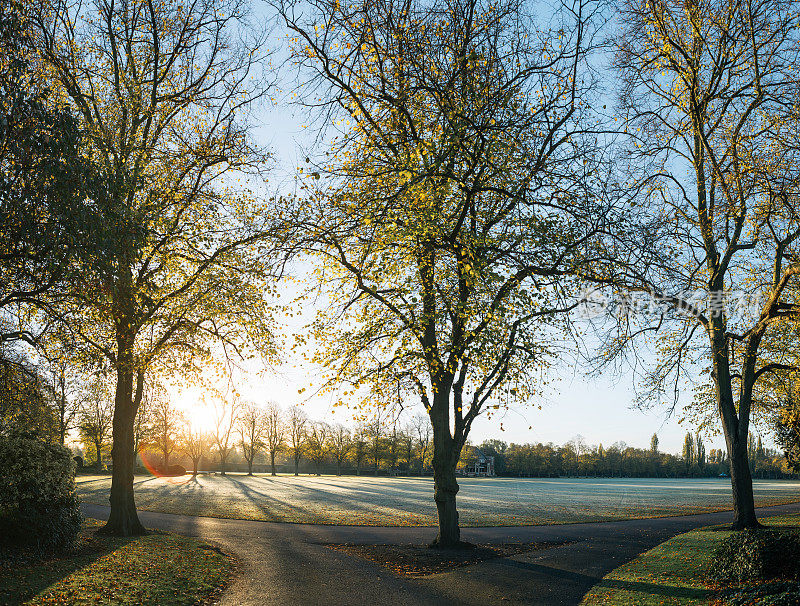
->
0, 519, 234, 605
76, 474, 800, 526
580, 513, 800, 606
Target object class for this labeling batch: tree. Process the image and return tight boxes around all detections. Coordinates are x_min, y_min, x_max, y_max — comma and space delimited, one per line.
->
238, 402, 267, 476
145, 386, 183, 471
29, 0, 277, 536
306, 422, 329, 475
697, 434, 706, 470
592, 0, 800, 529
775, 399, 800, 472
329, 424, 352, 475
211, 396, 239, 476
367, 413, 383, 476
412, 414, 432, 475
287, 406, 307, 476
78, 376, 114, 470
352, 422, 367, 475
650, 433, 659, 455
0, 346, 58, 440
0, 0, 92, 346
264, 401, 285, 476
280, 0, 605, 546
401, 425, 415, 473
182, 426, 209, 477
682, 433, 696, 471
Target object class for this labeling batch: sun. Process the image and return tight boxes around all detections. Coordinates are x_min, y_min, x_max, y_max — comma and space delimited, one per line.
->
170, 386, 215, 433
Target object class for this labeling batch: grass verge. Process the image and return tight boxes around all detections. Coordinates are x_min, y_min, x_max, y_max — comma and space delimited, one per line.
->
327, 541, 567, 577
580, 513, 800, 606
0, 519, 234, 605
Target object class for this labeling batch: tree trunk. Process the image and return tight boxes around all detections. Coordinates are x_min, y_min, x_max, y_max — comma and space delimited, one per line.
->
294, 455, 299, 476
101, 366, 146, 536
220, 455, 227, 475
727, 434, 759, 529
247, 458, 253, 475
270, 451, 276, 476
192, 458, 199, 476
431, 451, 460, 548
428, 392, 464, 548
337, 461, 341, 476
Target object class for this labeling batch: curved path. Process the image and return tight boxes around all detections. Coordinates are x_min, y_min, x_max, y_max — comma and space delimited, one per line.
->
82, 501, 800, 606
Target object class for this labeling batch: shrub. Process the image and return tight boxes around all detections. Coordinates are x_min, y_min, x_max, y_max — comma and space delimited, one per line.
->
0, 437, 83, 553
710, 529, 800, 584
163, 464, 186, 477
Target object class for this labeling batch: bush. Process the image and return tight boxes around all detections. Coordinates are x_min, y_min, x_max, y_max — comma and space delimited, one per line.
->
710, 529, 800, 584
0, 437, 83, 553
162, 464, 186, 477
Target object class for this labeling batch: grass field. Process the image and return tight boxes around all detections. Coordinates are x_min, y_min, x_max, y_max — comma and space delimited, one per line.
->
580, 513, 800, 605
0, 519, 233, 605
76, 475, 800, 526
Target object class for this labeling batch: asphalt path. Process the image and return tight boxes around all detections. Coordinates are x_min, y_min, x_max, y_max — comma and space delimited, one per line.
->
81, 501, 800, 606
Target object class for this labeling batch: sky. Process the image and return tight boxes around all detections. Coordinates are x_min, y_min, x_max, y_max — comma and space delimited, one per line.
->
169, 0, 768, 457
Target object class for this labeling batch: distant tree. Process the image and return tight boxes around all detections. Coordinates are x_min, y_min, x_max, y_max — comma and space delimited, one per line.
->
775, 400, 800, 472
211, 396, 240, 476
401, 426, 415, 473
329, 424, 351, 476
682, 433, 696, 471
287, 406, 307, 476
307, 422, 329, 475
182, 426, 209, 477
78, 376, 114, 470
145, 385, 183, 471
352, 422, 367, 476
238, 402, 267, 476
0, 347, 58, 440
367, 413, 383, 476
264, 402, 285, 476
650, 433, 659, 455
412, 414, 432, 475
697, 434, 706, 470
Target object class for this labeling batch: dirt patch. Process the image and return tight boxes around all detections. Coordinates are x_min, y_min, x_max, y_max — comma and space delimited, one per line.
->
327, 541, 567, 577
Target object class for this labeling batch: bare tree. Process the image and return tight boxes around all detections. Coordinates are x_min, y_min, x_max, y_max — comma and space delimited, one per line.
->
78, 376, 114, 470
591, 0, 800, 529
264, 401, 285, 476
145, 385, 183, 471
182, 426, 209, 477
238, 402, 267, 476
307, 422, 330, 475
42, 346, 81, 446
367, 408, 384, 476
211, 396, 240, 476
412, 414, 432, 475
287, 405, 307, 476
329, 424, 351, 475
352, 422, 367, 475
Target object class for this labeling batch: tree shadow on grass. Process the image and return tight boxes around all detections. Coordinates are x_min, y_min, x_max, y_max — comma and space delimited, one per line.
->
0, 527, 133, 605
595, 579, 715, 600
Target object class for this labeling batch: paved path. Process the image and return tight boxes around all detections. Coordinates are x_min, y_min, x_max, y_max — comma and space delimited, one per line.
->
82, 501, 800, 606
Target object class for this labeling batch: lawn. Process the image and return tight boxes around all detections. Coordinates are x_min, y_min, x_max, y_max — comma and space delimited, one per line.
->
580, 513, 800, 606
0, 519, 234, 605
76, 474, 800, 526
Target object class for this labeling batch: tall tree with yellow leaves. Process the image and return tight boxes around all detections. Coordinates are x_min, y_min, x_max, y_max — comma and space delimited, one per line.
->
28, 0, 279, 535
280, 0, 608, 546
